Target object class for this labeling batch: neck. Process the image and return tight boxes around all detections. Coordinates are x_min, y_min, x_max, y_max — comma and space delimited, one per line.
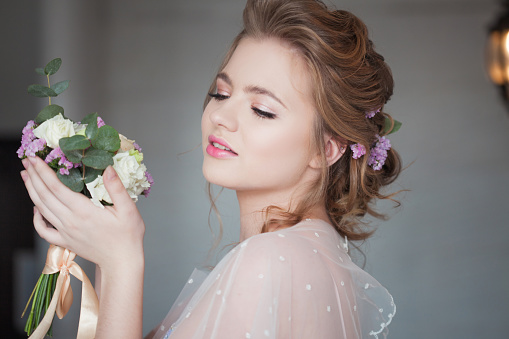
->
236, 189, 330, 242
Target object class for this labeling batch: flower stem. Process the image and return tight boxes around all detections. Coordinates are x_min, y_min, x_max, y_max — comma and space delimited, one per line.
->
82, 149, 86, 180
47, 74, 51, 105
24, 274, 43, 335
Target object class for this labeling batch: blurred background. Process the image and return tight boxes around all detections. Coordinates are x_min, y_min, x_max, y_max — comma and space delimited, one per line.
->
2, 0, 508, 338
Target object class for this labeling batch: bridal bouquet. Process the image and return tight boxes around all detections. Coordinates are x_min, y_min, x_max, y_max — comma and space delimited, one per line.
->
18, 58, 154, 338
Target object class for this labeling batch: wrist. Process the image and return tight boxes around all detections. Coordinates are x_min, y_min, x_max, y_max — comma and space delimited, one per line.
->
99, 243, 144, 278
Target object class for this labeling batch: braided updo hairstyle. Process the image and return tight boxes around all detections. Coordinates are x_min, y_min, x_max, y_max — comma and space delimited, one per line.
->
205, 0, 402, 242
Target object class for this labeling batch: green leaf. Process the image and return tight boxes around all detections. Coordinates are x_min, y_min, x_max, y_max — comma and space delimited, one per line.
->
63, 149, 83, 163
44, 58, 62, 75
53, 80, 70, 95
57, 168, 84, 192
82, 148, 114, 170
59, 135, 90, 163
92, 125, 120, 152
83, 167, 103, 184
383, 117, 402, 135
81, 112, 99, 126
35, 68, 45, 75
81, 112, 99, 140
35, 104, 64, 124
28, 84, 57, 98
59, 135, 91, 151
86, 120, 99, 140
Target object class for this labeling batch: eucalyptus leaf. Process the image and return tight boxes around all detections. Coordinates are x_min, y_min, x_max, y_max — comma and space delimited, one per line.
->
383, 117, 402, 135
44, 58, 62, 75
62, 149, 83, 163
57, 168, 84, 192
86, 120, 98, 140
28, 84, 57, 98
83, 167, 103, 184
35, 105, 64, 124
59, 135, 91, 151
35, 68, 45, 76
60, 134, 90, 163
82, 148, 114, 170
53, 80, 70, 95
92, 125, 120, 152
81, 112, 99, 126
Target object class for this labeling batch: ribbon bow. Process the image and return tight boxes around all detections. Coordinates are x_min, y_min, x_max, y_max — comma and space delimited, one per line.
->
29, 245, 99, 339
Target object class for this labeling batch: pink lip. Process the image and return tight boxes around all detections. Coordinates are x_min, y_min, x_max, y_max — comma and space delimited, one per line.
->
206, 135, 238, 158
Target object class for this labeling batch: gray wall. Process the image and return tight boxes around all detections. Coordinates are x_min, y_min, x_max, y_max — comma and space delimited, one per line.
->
4, 0, 509, 338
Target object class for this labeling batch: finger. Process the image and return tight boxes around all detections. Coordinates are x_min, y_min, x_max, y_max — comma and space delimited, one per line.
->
21, 169, 63, 229
26, 156, 90, 210
33, 206, 65, 247
24, 157, 71, 215
103, 166, 136, 212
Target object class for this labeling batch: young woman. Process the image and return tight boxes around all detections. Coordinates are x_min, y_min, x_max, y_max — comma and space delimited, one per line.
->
20, 0, 401, 338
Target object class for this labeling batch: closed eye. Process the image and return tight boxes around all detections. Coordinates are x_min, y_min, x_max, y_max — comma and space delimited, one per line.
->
252, 107, 276, 119
208, 93, 229, 101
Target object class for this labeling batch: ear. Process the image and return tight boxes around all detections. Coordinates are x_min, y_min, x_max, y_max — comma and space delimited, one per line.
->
309, 134, 346, 169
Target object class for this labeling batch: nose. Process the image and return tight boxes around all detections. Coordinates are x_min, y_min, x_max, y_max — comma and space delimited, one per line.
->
207, 100, 238, 132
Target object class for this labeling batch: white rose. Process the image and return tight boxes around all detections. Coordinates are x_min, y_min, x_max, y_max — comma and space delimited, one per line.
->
86, 151, 149, 207
85, 175, 110, 208
112, 151, 149, 202
33, 113, 75, 148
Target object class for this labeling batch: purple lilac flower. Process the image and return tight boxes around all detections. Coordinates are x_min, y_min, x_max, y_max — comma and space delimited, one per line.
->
97, 117, 106, 128
16, 147, 24, 158
17, 120, 37, 158
367, 135, 391, 170
133, 142, 142, 152
45, 147, 65, 163
45, 147, 74, 176
58, 157, 74, 175
22, 120, 36, 135
24, 139, 47, 158
350, 143, 366, 159
142, 171, 154, 197
365, 107, 381, 119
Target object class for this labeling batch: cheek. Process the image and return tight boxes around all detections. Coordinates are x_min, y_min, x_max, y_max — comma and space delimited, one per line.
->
201, 107, 211, 143
243, 122, 313, 177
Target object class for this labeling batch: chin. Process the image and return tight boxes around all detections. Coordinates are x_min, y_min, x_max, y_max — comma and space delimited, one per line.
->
202, 161, 234, 188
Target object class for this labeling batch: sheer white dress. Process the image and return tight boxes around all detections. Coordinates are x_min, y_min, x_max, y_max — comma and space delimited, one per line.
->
148, 219, 395, 339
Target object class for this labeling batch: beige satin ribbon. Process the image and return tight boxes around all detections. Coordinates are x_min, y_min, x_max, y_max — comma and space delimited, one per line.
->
29, 245, 99, 339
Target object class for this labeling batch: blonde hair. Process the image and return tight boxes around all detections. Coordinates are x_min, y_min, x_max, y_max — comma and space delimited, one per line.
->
205, 0, 401, 242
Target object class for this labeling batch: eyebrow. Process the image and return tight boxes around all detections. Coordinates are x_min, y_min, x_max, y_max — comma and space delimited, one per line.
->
216, 72, 287, 109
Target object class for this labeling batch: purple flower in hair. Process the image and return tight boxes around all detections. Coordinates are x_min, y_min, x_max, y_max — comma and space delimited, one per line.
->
350, 143, 367, 159
365, 107, 381, 119
367, 135, 391, 170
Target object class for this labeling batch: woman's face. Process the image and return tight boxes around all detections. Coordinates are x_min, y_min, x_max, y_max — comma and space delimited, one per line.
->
202, 37, 319, 198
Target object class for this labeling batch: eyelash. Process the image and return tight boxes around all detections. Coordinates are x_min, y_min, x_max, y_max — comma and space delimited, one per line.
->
207, 92, 276, 120
208, 92, 229, 101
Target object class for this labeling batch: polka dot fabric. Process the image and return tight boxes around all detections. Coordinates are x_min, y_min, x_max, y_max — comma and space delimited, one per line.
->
150, 219, 395, 339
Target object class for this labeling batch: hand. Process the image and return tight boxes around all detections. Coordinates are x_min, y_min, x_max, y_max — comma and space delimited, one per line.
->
20, 156, 145, 272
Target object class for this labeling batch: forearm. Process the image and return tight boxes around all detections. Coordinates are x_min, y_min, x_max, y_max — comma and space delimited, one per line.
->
95, 265, 102, 299
95, 247, 145, 339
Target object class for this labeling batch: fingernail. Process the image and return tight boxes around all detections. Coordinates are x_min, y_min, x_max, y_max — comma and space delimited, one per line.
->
22, 158, 29, 169
33, 206, 37, 215
20, 170, 27, 181
28, 156, 36, 165
106, 166, 117, 181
